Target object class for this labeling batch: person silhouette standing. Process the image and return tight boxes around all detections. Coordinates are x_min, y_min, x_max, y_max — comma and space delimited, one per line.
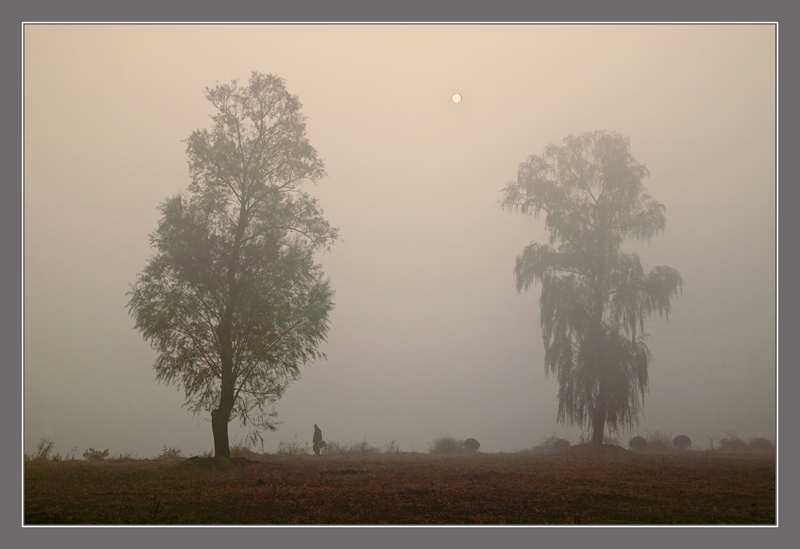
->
313, 424, 324, 456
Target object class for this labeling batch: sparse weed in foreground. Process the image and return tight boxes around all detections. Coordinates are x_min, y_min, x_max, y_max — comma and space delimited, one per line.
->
323, 440, 377, 455
28, 438, 55, 461
157, 446, 183, 460
83, 448, 110, 461
51, 447, 79, 462
277, 436, 310, 455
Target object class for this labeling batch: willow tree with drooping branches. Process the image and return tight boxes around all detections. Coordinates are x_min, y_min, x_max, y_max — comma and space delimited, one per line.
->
127, 72, 337, 458
501, 130, 682, 445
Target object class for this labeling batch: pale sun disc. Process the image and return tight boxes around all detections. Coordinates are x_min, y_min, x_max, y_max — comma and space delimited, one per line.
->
451, 93, 462, 104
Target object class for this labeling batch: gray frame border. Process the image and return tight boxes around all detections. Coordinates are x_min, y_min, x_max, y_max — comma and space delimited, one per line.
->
7, 1, 792, 547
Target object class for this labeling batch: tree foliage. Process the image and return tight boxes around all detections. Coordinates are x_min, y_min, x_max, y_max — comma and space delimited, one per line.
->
501, 131, 682, 444
128, 72, 337, 457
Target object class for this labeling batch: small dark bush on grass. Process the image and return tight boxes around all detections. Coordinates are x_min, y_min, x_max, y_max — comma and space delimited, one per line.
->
673, 435, 692, 450
553, 438, 572, 452
629, 436, 647, 451
463, 438, 480, 452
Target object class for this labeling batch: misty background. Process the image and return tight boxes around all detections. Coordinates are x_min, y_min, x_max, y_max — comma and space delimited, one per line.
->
24, 24, 775, 457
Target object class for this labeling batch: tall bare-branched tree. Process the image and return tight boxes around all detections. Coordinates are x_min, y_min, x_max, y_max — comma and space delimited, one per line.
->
128, 72, 337, 458
501, 131, 682, 444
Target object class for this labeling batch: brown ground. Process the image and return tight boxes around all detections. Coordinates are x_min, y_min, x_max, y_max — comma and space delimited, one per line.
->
24, 445, 775, 525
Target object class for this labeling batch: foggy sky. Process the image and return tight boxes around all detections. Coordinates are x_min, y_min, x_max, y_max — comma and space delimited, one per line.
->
23, 24, 775, 457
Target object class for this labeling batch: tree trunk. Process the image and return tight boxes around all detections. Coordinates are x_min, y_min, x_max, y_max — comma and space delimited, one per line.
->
591, 397, 606, 445
590, 273, 607, 446
211, 408, 231, 458
213, 314, 236, 459
212, 199, 248, 459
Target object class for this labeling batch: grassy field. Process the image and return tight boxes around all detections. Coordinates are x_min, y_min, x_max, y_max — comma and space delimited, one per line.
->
24, 445, 775, 525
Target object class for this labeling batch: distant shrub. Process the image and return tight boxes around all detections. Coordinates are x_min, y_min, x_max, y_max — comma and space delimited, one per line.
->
645, 431, 674, 453
629, 436, 647, 451
83, 447, 109, 461
719, 432, 748, 453
715, 433, 774, 453
673, 435, 692, 450
157, 446, 183, 459
429, 436, 465, 454
463, 438, 480, 452
747, 437, 775, 452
